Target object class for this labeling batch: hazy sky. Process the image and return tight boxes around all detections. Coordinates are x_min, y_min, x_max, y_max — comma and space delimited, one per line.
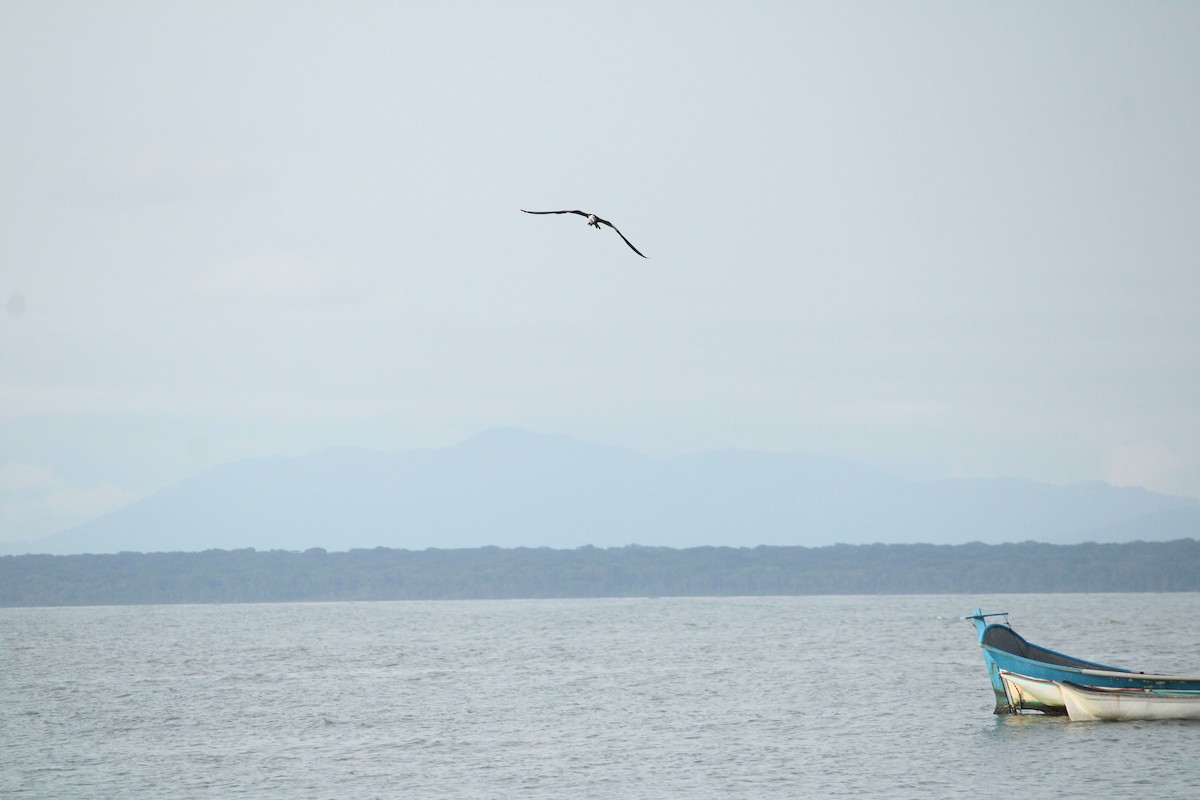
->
3, 2, 1199, 544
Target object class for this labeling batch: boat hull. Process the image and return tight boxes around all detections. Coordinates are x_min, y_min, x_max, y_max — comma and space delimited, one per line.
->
1059, 681, 1200, 722
999, 671, 1065, 714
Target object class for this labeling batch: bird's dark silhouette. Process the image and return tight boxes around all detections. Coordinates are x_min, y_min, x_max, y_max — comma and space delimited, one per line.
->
521, 209, 648, 258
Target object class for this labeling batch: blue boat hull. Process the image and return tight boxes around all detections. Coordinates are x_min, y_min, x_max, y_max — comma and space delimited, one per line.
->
964, 609, 1200, 714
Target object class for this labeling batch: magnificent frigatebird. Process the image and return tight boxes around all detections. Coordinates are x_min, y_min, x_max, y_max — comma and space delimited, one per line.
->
520, 209, 648, 258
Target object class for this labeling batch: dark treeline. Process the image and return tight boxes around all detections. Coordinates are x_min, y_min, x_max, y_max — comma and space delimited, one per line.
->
2, 539, 1198, 607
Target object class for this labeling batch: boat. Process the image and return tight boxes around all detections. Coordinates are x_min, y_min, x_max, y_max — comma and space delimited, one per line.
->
963, 609, 1200, 714
999, 670, 1064, 714
1058, 681, 1200, 722
999, 669, 1200, 717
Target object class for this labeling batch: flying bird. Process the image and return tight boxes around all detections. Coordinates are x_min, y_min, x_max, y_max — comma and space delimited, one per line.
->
521, 209, 648, 258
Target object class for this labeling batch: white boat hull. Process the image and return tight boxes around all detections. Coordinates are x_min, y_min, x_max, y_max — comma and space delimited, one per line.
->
1058, 681, 1200, 721
1000, 671, 1064, 713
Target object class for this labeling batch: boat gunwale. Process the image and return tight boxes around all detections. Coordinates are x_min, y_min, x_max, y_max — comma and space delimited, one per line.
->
1001, 670, 1200, 697
1078, 667, 1200, 682
1059, 680, 1200, 698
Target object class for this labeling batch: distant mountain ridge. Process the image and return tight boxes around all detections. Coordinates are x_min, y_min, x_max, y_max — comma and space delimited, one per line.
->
8, 428, 1199, 555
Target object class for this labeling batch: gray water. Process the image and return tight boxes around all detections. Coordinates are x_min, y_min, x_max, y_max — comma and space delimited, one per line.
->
4, 593, 1200, 799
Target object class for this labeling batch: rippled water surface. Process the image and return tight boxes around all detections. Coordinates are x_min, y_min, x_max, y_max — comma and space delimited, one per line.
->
5, 593, 1200, 798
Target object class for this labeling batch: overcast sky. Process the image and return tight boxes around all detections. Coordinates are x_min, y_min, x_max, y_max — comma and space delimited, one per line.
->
2, 2, 1199, 544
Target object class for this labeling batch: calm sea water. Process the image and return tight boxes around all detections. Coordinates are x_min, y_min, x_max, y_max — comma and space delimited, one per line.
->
5, 593, 1200, 799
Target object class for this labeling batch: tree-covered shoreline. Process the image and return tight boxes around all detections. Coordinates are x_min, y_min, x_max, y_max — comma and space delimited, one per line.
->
2, 539, 1197, 607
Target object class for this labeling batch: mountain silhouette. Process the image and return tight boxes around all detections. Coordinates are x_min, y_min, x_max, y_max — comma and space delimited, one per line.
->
9, 428, 1198, 555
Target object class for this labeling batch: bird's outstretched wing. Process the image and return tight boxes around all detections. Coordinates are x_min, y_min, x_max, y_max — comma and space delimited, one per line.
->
594, 217, 648, 258
521, 209, 588, 217
521, 208, 649, 258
